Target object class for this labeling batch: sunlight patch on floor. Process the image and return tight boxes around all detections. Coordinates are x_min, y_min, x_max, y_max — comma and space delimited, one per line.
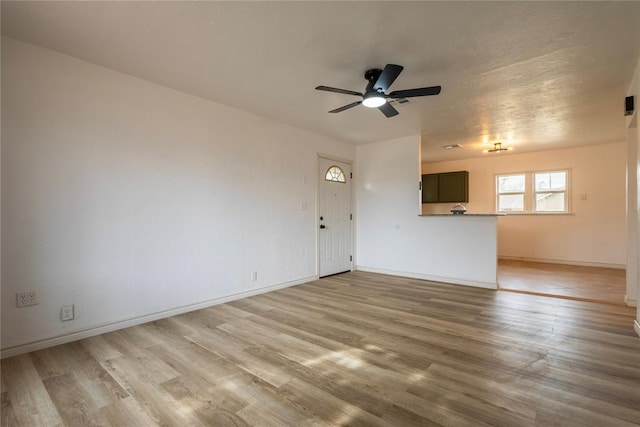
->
330, 404, 361, 426
409, 372, 425, 382
302, 349, 363, 369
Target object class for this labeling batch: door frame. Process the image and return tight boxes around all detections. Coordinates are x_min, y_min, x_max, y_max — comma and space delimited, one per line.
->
317, 153, 355, 278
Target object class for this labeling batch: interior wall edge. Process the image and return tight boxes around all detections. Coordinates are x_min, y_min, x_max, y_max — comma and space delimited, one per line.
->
0, 274, 317, 359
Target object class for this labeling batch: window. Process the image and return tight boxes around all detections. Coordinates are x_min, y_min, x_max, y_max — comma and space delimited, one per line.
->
325, 166, 346, 183
534, 171, 567, 212
496, 174, 526, 212
496, 169, 569, 213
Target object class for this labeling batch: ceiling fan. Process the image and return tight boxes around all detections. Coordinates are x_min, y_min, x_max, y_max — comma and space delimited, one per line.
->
315, 64, 441, 118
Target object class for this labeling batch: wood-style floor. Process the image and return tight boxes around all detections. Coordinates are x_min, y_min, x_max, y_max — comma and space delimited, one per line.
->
2, 271, 640, 426
498, 259, 627, 305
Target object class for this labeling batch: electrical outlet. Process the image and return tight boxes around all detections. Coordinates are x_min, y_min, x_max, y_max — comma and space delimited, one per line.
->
16, 291, 37, 307
251, 272, 258, 281
61, 305, 75, 321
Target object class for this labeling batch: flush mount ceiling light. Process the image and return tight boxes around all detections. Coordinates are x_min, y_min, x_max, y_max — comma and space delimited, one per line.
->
362, 92, 387, 108
484, 142, 512, 153
443, 144, 462, 150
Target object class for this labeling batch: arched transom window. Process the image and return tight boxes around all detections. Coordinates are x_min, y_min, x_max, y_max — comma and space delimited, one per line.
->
325, 166, 346, 183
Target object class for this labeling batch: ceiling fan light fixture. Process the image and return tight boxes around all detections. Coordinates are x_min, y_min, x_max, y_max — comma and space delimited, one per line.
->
484, 142, 512, 153
362, 93, 387, 108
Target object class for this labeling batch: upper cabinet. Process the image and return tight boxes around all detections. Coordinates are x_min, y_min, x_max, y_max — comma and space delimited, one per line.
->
422, 171, 469, 203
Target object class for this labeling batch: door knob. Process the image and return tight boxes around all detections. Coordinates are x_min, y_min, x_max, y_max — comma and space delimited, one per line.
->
320, 224, 326, 229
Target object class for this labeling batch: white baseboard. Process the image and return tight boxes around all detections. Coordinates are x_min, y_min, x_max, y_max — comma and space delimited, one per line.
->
498, 256, 625, 270
634, 320, 640, 338
625, 295, 638, 307
355, 266, 497, 290
1, 275, 317, 359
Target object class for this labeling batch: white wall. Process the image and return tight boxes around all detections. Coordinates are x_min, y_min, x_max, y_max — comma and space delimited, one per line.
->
356, 136, 498, 288
1, 38, 355, 355
627, 56, 640, 335
627, 130, 638, 307
422, 143, 627, 268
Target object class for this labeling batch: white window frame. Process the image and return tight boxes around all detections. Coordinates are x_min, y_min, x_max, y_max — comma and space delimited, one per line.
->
495, 173, 526, 213
495, 169, 571, 214
325, 165, 346, 183
533, 169, 570, 213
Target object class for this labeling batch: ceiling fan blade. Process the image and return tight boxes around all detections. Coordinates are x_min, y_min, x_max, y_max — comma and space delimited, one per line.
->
389, 86, 441, 98
329, 101, 362, 113
373, 64, 404, 92
378, 102, 399, 118
316, 86, 363, 97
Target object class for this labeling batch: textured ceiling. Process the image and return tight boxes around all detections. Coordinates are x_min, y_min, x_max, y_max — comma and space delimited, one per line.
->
2, 1, 639, 162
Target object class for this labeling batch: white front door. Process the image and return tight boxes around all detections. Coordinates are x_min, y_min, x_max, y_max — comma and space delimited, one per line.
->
319, 158, 352, 277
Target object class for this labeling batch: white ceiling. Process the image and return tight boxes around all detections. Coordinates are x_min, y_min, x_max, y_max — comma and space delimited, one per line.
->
2, 1, 639, 162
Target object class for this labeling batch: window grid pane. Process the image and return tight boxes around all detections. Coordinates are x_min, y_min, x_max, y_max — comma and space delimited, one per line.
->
535, 171, 566, 191
498, 194, 525, 212
325, 166, 346, 183
498, 174, 525, 194
535, 192, 566, 212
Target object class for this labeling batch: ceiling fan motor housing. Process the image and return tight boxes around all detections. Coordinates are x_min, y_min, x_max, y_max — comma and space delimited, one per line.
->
365, 68, 383, 92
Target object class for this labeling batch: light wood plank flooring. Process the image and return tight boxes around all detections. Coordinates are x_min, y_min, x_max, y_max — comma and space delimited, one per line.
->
2, 271, 639, 426
498, 259, 627, 305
